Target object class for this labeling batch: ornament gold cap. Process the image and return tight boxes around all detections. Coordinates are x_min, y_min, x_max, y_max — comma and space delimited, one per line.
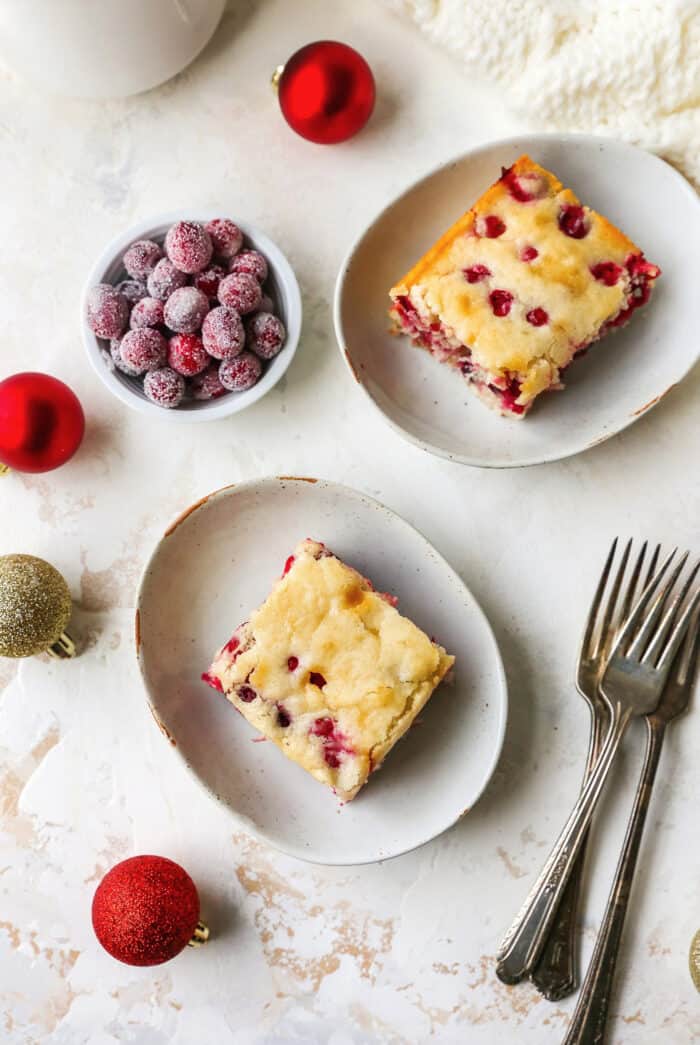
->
48, 630, 76, 659
691, 929, 700, 991
188, 921, 210, 948
271, 64, 284, 92
0, 463, 9, 476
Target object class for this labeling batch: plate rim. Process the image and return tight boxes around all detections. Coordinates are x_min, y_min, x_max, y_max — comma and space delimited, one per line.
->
135, 475, 509, 865
333, 132, 700, 469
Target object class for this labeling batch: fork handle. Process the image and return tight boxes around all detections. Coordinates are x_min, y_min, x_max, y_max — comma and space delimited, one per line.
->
562, 719, 665, 1045
531, 708, 607, 1000
496, 703, 631, 984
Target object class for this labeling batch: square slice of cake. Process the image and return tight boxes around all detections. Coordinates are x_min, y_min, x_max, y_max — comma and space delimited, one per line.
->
202, 539, 455, 801
389, 154, 661, 417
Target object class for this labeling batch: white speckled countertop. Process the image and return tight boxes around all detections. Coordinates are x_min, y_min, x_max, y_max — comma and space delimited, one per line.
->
1, 2, 699, 1042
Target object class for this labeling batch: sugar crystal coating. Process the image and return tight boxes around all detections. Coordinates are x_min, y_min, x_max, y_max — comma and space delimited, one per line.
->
116, 279, 148, 306
167, 333, 209, 377
123, 239, 163, 279
86, 284, 129, 339
147, 258, 188, 301
120, 328, 167, 373
219, 351, 262, 391
143, 367, 186, 408
191, 364, 227, 400
165, 221, 213, 274
218, 273, 262, 314
228, 249, 268, 282
193, 264, 226, 299
247, 312, 286, 360
130, 297, 165, 330
110, 337, 141, 377
202, 305, 245, 360
205, 219, 243, 259
164, 286, 209, 334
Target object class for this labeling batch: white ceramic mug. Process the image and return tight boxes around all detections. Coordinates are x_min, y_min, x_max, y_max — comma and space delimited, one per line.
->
0, 0, 225, 98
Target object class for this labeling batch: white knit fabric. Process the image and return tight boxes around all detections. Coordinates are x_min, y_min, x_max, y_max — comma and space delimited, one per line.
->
384, 0, 700, 188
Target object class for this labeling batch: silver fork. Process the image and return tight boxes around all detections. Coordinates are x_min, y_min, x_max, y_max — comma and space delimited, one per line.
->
563, 608, 700, 1044
496, 550, 700, 985
531, 539, 657, 1000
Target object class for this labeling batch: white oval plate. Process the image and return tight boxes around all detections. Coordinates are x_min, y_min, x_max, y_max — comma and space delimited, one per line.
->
334, 134, 700, 468
136, 478, 507, 865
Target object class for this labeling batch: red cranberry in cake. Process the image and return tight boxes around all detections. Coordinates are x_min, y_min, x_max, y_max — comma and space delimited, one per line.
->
143, 367, 186, 409
120, 328, 167, 373
167, 334, 209, 377
130, 297, 165, 330
164, 286, 209, 334
116, 279, 148, 306
123, 239, 163, 279
219, 352, 262, 392
203, 538, 454, 801
205, 219, 244, 260
202, 306, 245, 360
164, 220, 213, 274
218, 273, 262, 315
193, 265, 227, 300
227, 249, 268, 283
389, 153, 661, 418
191, 364, 227, 401
147, 259, 188, 302
86, 284, 129, 339
247, 312, 286, 360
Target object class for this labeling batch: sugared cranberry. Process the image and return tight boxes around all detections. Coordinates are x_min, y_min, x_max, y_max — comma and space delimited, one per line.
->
476, 215, 506, 238
147, 258, 188, 301
309, 672, 327, 688
218, 273, 262, 315
489, 289, 514, 317
311, 717, 334, 737
287, 655, 299, 671
116, 279, 148, 306
165, 221, 213, 274
143, 366, 186, 409
193, 264, 227, 300
205, 219, 244, 260
130, 296, 165, 329
259, 293, 274, 313
201, 671, 223, 692
191, 364, 227, 401
277, 706, 291, 728
283, 555, 295, 576
238, 685, 257, 703
247, 312, 286, 360
590, 261, 623, 286
86, 284, 129, 339
202, 306, 245, 360
123, 239, 163, 279
520, 245, 539, 262
164, 286, 209, 334
464, 264, 491, 284
526, 307, 549, 326
228, 249, 268, 283
109, 337, 141, 377
558, 205, 589, 239
167, 333, 209, 377
501, 167, 547, 203
120, 328, 167, 373
219, 352, 262, 392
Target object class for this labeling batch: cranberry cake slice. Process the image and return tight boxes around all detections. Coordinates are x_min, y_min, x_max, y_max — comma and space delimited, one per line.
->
389, 154, 661, 417
203, 539, 454, 801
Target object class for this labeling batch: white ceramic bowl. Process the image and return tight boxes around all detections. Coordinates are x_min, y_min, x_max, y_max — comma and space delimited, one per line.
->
81, 211, 302, 423
136, 478, 508, 865
334, 133, 700, 468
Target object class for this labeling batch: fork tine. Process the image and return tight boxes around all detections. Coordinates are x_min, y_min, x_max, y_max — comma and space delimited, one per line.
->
618, 541, 647, 635
643, 559, 700, 666
613, 548, 677, 656
657, 586, 700, 674
676, 608, 700, 686
628, 552, 689, 661
581, 538, 618, 659
597, 538, 632, 656
644, 543, 661, 589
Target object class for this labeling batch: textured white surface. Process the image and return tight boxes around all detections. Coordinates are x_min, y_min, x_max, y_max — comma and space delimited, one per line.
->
385, 0, 700, 189
0, 1, 698, 1042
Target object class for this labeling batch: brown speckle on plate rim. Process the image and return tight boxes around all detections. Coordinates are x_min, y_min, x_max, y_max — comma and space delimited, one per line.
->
134, 608, 141, 653
148, 704, 177, 746
631, 383, 677, 417
163, 483, 238, 537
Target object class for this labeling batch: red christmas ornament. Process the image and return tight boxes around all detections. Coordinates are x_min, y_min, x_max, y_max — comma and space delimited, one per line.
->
277, 40, 375, 144
0, 372, 85, 474
92, 855, 209, 966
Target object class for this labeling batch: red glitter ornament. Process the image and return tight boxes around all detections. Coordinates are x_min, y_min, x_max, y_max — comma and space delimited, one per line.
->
0, 372, 85, 474
92, 855, 208, 966
277, 41, 375, 144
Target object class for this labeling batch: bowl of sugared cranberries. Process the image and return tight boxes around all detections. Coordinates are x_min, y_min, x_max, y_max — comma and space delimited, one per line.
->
82, 213, 301, 421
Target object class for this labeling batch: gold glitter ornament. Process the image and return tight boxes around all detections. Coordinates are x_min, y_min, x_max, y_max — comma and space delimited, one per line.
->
691, 929, 700, 991
0, 554, 75, 658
